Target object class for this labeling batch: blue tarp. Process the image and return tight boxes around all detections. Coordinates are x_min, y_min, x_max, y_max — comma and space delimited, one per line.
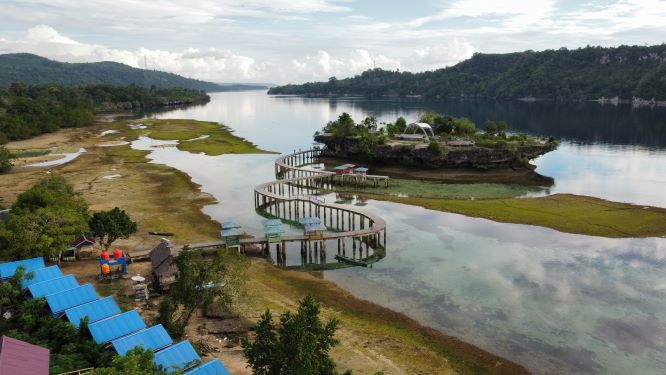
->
28, 274, 78, 298
111, 324, 173, 355
45, 283, 98, 316
88, 310, 146, 344
64, 296, 122, 328
154, 340, 201, 372
0, 257, 45, 279
22, 265, 63, 289
185, 359, 230, 375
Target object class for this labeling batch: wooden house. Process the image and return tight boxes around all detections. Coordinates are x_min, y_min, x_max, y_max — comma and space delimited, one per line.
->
262, 219, 284, 244
221, 220, 242, 248
354, 167, 368, 176
335, 164, 355, 175
149, 239, 178, 292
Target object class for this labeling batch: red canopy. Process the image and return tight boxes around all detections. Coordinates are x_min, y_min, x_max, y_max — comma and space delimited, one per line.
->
0, 335, 49, 375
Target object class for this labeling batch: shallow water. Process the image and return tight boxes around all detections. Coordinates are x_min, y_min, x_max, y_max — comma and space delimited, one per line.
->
147, 91, 666, 374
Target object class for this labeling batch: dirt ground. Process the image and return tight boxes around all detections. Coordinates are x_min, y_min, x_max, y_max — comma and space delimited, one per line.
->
2, 122, 528, 374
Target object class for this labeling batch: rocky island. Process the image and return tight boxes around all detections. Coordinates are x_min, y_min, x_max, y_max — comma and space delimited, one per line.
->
314, 112, 558, 170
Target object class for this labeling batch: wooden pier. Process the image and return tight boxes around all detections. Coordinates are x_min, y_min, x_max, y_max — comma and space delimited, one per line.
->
188, 148, 389, 270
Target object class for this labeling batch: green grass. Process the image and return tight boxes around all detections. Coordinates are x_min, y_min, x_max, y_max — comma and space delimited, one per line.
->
11, 149, 51, 158
115, 119, 273, 156
331, 178, 543, 199
362, 193, 666, 238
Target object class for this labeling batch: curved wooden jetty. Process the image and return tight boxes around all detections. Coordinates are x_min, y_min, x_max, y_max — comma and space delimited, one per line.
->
189, 149, 389, 269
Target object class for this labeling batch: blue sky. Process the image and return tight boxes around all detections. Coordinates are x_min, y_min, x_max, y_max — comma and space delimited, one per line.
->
0, 0, 664, 84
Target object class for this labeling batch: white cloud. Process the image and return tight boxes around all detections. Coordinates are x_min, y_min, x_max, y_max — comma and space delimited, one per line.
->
292, 49, 401, 80
411, 40, 476, 70
0, 25, 266, 81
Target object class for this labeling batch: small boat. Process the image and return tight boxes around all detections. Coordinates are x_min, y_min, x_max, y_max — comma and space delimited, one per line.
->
334, 254, 368, 267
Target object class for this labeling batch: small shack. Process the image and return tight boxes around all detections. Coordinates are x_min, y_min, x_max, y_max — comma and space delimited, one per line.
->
354, 167, 368, 176
300, 217, 326, 240
70, 234, 96, 253
0, 335, 49, 375
221, 220, 242, 249
335, 164, 355, 175
262, 219, 285, 244
149, 239, 178, 292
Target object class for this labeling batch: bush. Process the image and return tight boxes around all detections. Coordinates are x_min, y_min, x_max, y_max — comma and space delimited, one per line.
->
427, 141, 443, 157
0, 146, 13, 173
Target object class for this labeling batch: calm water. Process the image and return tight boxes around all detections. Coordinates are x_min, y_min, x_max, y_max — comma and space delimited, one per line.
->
146, 91, 666, 374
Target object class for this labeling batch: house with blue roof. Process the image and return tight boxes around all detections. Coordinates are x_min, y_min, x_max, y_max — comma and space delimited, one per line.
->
21, 265, 63, 289
185, 359, 230, 375
0, 257, 45, 280
88, 310, 146, 344
45, 283, 98, 317
64, 296, 121, 328
111, 324, 173, 355
27, 274, 78, 299
154, 340, 201, 372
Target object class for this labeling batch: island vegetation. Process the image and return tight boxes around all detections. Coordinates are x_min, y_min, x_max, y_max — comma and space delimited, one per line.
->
315, 112, 557, 169
0, 83, 210, 144
270, 44, 666, 101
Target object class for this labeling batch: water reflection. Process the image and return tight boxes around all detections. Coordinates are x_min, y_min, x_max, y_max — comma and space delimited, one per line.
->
148, 92, 666, 375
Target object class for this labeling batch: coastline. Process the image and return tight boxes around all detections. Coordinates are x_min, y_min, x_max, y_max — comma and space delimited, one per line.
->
0, 121, 529, 374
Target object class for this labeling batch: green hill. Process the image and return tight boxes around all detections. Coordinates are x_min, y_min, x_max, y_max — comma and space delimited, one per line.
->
0, 53, 266, 92
269, 44, 666, 101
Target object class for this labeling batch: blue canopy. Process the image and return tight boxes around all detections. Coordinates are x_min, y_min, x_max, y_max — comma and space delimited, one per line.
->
64, 296, 122, 328
262, 219, 282, 227
0, 257, 45, 279
298, 216, 321, 225
45, 283, 98, 316
88, 310, 147, 344
154, 340, 201, 372
28, 274, 78, 298
112, 324, 173, 355
22, 265, 63, 289
220, 228, 242, 237
220, 220, 241, 229
185, 359, 230, 375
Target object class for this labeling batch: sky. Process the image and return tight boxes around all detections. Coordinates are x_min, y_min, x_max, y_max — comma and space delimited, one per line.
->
0, 0, 664, 84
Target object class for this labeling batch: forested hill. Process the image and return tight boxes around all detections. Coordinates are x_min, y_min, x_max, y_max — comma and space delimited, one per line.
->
0, 53, 266, 92
269, 45, 666, 101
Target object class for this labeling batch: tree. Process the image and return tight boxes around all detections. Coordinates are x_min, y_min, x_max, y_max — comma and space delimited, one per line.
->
89, 207, 137, 250
92, 347, 172, 375
0, 146, 13, 173
335, 113, 355, 137
0, 176, 89, 259
156, 247, 249, 338
242, 296, 340, 375
454, 117, 476, 136
484, 120, 498, 136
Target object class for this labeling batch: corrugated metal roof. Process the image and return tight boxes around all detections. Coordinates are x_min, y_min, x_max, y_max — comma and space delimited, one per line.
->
88, 310, 146, 344
220, 228, 242, 237
185, 359, 230, 375
298, 216, 321, 225
45, 283, 98, 316
28, 274, 79, 298
111, 324, 173, 355
154, 340, 201, 372
0, 335, 49, 375
64, 296, 122, 328
22, 265, 63, 289
220, 220, 241, 229
0, 257, 45, 279
262, 219, 282, 227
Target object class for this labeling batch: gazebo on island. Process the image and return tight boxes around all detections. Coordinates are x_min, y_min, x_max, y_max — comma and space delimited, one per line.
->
220, 220, 242, 251
396, 122, 435, 141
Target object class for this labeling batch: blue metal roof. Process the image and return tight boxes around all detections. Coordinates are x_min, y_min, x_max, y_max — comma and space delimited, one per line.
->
0, 257, 45, 279
304, 223, 327, 232
185, 359, 230, 375
262, 219, 282, 227
154, 340, 201, 372
111, 324, 173, 355
22, 265, 63, 289
354, 167, 369, 172
28, 274, 78, 298
220, 220, 241, 229
298, 216, 321, 225
264, 226, 285, 235
335, 163, 355, 169
220, 228, 242, 237
64, 296, 122, 328
45, 283, 98, 315
88, 310, 147, 344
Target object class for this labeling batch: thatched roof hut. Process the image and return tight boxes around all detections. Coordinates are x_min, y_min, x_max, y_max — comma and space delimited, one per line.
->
149, 239, 178, 291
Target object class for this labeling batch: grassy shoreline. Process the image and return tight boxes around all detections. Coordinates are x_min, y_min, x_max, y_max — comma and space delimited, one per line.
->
357, 192, 666, 238
0, 119, 529, 374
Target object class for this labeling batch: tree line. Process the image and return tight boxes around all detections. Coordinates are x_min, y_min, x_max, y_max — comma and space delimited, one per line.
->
0, 83, 209, 144
269, 44, 666, 101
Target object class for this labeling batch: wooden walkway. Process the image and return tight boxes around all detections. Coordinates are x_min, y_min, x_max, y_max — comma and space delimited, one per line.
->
187, 149, 389, 269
